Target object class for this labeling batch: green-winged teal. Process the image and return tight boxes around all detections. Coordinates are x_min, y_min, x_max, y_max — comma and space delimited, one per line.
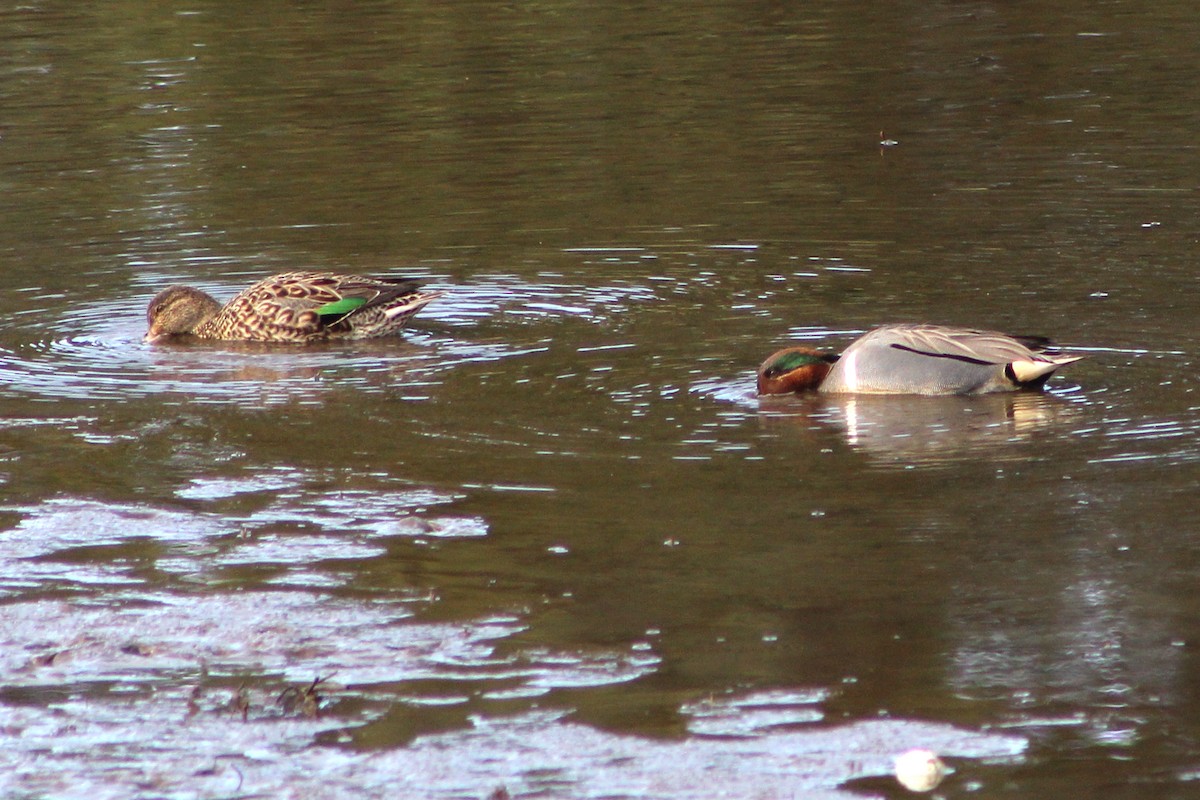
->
145, 271, 441, 343
758, 323, 1083, 396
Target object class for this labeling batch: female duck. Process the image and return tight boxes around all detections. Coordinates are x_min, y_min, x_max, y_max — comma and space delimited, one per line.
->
757, 323, 1083, 396
145, 271, 441, 343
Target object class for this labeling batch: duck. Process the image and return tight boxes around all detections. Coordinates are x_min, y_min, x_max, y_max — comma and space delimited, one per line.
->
757, 323, 1083, 396
144, 271, 442, 343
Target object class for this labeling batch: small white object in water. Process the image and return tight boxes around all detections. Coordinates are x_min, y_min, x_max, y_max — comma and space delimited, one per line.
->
893, 748, 948, 792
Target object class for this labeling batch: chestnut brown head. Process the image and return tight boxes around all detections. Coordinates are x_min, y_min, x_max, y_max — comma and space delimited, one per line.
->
756, 347, 839, 395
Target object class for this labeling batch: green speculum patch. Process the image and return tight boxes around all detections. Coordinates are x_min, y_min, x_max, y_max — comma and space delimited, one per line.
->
316, 297, 367, 321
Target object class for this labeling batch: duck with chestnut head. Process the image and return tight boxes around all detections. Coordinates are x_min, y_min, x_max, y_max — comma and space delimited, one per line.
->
757, 323, 1083, 396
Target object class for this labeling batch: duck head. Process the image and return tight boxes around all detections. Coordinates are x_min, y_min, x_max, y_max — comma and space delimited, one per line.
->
144, 285, 223, 342
757, 347, 839, 395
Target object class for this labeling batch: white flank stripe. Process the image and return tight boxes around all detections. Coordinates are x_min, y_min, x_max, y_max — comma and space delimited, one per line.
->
843, 350, 858, 391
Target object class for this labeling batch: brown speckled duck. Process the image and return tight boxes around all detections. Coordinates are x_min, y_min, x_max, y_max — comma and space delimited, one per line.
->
758, 323, 1083, 396
144, 271, 441, 343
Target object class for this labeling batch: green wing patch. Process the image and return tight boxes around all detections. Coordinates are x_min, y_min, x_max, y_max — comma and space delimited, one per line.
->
316, 296, 367, 322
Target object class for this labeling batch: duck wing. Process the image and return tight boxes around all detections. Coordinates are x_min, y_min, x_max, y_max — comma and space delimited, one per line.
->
211, 272, 426, 341
873, 324, 1054, 366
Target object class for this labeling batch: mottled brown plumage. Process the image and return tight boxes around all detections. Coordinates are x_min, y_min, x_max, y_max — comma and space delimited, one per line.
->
145, 271, 441, 343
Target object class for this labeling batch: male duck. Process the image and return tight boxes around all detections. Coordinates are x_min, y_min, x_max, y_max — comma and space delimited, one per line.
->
757, 323, 1083, 396
144, 271, 441, 343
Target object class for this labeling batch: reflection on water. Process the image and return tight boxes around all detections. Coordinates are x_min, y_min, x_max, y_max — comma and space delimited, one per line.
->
0, 594, 662, 798
0, 578, 1024, 799
681, 688, 828, 736
758, 390, 1082, 467
0, 272, 663, 405
4, 0, 1200, 797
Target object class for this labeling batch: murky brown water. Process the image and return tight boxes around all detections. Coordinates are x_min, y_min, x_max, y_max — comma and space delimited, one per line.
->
2, 1, 1200, 797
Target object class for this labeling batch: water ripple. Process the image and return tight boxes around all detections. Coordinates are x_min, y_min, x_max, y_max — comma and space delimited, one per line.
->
0, 274, 664, 407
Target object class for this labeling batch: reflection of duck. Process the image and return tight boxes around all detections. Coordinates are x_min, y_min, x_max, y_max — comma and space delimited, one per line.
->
145, 272, 442, 343
762, 391, 1074, 465
758, 324, 1083, 396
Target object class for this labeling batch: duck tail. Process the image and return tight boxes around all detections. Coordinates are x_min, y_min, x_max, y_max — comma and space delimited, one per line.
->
382, 290, 443, 320
1008, 355, 1085, 387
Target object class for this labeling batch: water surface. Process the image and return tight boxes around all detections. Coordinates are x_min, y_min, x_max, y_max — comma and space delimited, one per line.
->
2, 1, 1200, 797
